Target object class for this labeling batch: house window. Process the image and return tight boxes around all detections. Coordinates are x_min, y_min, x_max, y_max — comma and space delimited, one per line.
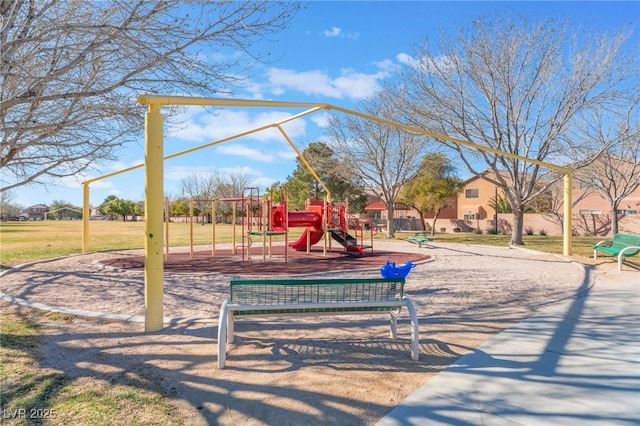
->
617, 209, 638, 215
463, 213, 475, 220
465, 188, 479, 199
579, 209, 602, 215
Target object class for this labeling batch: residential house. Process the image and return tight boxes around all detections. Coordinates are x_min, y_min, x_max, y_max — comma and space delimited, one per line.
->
23, 204, 49, 220
363, 167, 639, 236
455, 169, 639, 236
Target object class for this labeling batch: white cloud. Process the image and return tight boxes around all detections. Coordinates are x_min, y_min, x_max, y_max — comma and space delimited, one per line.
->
217, 166, 278, 189
397, 52, 453, 72
217, 144, 275, 162
322, 26, 358, 39
91, 180, 116, 190
168, 109, 307, 144
251, 175, 278, 189
396, 52, 417, 67
311, 112, 330, 128
266, 66, 390, 100
277, 149, 299, 161
218, 165, 259, 176
374, 58, 399, 73
323, 27, 341, 37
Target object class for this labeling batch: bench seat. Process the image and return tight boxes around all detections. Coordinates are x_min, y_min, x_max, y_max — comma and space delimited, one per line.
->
593, 233, 640, 271
408, 232, 433, 248
217, 277, 419, 368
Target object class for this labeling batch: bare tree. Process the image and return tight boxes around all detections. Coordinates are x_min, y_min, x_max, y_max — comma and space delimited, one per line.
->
326, 92, 429, 237
181, 170, 221, 200
0, 190, 23, 219
579, 101, 640, 235
395, 14, 635, 245
223, 171, 254, 199
180, 169, 254, 223
213, 170, 253, 223
546, 94, 640, 236
1, 0, 302, 193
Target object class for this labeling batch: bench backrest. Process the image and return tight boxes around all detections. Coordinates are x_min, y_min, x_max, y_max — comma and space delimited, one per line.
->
230, 278, 405, 306
612, 233, 640, 247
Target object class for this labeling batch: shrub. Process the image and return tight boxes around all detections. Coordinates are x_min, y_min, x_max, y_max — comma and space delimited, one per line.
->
539, 229, 547, 236
473, 228, 483, 234
525, 227, 535, 235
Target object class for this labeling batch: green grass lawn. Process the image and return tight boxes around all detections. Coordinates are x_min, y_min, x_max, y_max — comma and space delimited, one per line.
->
394, 231, 604, 260
0, 220, 306, 269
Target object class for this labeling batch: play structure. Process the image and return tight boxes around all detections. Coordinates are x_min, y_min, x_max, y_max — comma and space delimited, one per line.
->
271, 199, 373, 256
170, 186, 374, 263
240, 186, 373, 261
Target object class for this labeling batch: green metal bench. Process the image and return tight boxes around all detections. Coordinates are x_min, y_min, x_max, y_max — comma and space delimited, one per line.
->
593, 233, 640, 271
408, 232, 433, 248
217, 277, 419, 368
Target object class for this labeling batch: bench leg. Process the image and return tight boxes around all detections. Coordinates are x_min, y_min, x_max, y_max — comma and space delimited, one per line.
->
403, 298, 420, 362
389, 311, 398, 338
227, 311, 235, 343
217, 297, 230, 369
618, 253, 624, 272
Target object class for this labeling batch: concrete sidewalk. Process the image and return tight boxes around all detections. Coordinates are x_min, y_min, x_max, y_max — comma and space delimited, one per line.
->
377, 265, 640, 426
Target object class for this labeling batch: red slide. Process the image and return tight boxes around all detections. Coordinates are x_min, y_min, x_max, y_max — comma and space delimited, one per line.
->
289, 228, 324, 251
272, 207, 325, 251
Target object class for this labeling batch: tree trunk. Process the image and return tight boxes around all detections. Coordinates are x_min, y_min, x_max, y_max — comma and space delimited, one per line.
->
610, 201, 620, 235
419, 212, 427, 231
431, 211, 441, 236
510, 205, 525, 245
386, 205, 395, 238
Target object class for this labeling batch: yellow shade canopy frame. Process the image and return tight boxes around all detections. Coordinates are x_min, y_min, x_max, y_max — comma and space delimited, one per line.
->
81, 95, 573, 332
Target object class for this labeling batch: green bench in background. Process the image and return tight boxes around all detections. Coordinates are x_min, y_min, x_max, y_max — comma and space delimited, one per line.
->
593, 233, 640, 271
407, 232, 433, 248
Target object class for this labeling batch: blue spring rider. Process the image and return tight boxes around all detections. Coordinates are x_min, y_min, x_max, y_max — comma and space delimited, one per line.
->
380, 260, 416, 279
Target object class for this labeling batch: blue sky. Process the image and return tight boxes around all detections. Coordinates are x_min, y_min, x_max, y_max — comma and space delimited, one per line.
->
15, 1, 640, 209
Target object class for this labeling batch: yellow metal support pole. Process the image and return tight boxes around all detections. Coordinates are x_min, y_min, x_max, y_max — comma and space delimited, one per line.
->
276, 125, 331, 201
189, 199, 194, 258
563, 172, 573, 256
144, 105, 164, 332
82, 184, 90, 253
232, 202, 237, 255
323, 199, 328, 256
212, 200, 216, 256
165, 197, 170, 260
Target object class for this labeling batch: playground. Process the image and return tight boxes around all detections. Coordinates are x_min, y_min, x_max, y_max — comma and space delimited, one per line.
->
96, 185, 430, 275
100, 245, 429, 275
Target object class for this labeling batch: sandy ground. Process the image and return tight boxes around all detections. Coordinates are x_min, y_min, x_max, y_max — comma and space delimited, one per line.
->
0, 241, 593, 425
